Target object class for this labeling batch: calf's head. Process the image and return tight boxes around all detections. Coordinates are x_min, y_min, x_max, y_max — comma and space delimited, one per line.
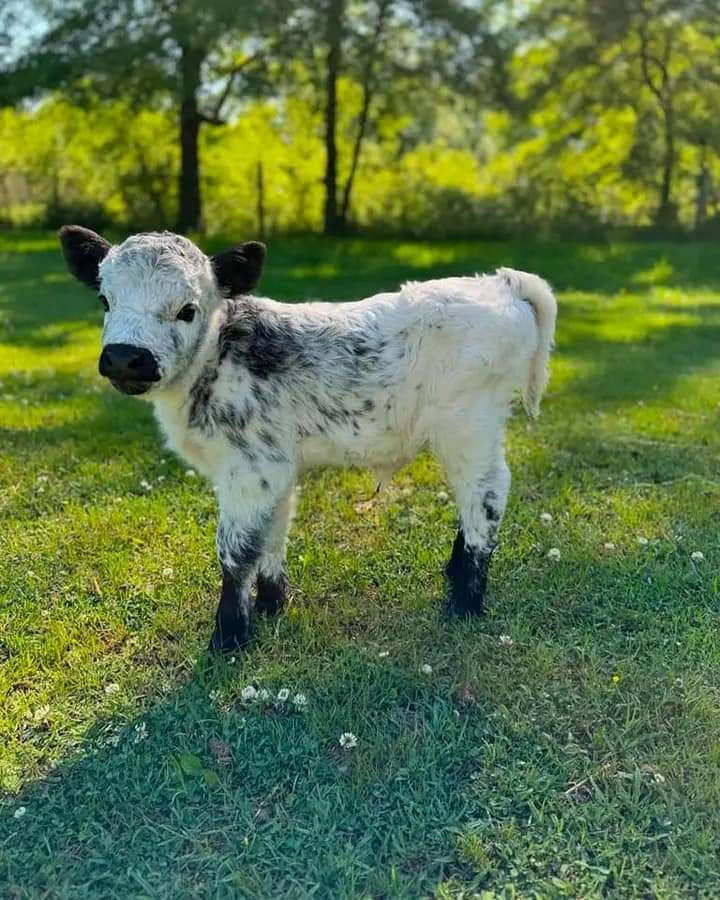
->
59, 226, 265, 396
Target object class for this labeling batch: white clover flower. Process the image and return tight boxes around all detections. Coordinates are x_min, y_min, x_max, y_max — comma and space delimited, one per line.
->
691, 551, 705, 562
547, 547, 561, 560
13, 807, 26, 820
134, 722, 148, 743
378, 650, 390, 658
240, 686, 258, 702
637, 536, 649, 546
653, 772, 666, 784
293, 693, 308, 709
604, 541, 616, 551
32, 705, 50, 723
140, 479, 152, 491
276, 688, 290, 703
339, 732, 358, 749
540, 512, 553, 524
185, 469, 197, 478
419, 663, 433, 675
498, 634, 514, 646
156, 475, 165, 482
162, 566, 174, 578
104, 683, 120, 696
228, 656, 237, 665
436, 490, 449, 503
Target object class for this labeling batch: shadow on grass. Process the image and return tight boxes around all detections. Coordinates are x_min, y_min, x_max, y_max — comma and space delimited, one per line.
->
555, 308, 720, 410
0, 639, 479, 897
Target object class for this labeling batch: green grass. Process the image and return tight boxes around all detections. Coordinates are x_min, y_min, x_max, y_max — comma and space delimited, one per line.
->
1, 231, 719, 898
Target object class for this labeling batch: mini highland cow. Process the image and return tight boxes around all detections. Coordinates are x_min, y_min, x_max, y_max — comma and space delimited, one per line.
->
59, 226, 556, 652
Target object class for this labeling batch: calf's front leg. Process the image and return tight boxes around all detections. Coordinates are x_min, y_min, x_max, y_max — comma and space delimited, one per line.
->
255, 486, 296, 616
210, 522, 264, 652
209, 473, 292, 652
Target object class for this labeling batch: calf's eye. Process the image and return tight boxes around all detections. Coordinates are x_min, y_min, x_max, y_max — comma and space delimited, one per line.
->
177, 304, 196, 323
99, 295, 109, 312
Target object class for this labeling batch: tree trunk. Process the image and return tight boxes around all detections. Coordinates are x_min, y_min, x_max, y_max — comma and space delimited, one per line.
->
655, 103, 675, 227
323, 0, 344, 236
339, 0, 390, 230
177, 43, 203, 233
256, 161, 266, 239
695, 141, 711, 233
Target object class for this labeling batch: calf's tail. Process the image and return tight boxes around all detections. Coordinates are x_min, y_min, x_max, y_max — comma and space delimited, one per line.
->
497, 267, 557, 418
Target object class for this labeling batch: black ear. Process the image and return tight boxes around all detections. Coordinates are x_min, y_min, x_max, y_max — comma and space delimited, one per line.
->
58, 225, 112, 290
211, 241, 266, 297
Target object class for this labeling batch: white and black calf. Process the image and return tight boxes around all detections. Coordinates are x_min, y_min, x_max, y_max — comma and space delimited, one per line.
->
59, 226, 557, 652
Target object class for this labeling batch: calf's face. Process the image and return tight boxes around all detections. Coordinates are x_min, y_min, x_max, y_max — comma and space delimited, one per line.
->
59, 226, 265, 395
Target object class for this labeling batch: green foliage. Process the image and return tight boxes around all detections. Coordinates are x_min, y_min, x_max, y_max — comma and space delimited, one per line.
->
0, 98, 177, 230
1, 233, 720, 895
1, 1, 720, 235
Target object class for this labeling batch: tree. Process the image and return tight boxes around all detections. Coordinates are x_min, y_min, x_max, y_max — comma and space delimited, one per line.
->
521, 0, 720, 227
1, 0, 286, 232
284, 0, 500, 235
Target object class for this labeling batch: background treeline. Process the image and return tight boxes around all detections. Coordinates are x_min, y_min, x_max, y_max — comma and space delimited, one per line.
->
1, 0, 719, 238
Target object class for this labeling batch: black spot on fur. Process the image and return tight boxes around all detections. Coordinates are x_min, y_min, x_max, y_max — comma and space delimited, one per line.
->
188, 364, 219, 431
444, 529, 493, 617
219, 302, 301, 380
257, 428, 277, 448
482, 489, 500, 522
251, 381, 267, 406
482, 489, 501, 547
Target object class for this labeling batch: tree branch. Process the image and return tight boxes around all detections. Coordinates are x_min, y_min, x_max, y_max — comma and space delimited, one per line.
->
638, 23, 668, 105
199, 46, 269, 125
339, 0, 392, 222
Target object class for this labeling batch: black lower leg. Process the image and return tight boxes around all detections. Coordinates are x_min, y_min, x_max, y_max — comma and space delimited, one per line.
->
209, 567, 251, 652
444, 529, 493, 617
255, 570, 289, 616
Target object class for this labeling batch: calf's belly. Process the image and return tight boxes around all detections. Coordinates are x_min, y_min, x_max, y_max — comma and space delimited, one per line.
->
297, 429, 418, 478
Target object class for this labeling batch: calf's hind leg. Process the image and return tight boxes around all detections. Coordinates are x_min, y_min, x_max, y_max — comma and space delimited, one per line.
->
436, 432, 511, 617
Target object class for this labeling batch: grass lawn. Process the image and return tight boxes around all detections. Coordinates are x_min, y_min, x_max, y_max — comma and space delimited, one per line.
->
1, 232, 719, 898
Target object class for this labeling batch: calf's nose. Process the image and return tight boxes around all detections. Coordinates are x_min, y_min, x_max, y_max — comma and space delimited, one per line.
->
98, 343, 160, 381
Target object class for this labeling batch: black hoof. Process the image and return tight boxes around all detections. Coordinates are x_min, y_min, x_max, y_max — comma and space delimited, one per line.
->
255, 572, 289, 616
443, 594, 486, 618
208, 624, 249, 653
